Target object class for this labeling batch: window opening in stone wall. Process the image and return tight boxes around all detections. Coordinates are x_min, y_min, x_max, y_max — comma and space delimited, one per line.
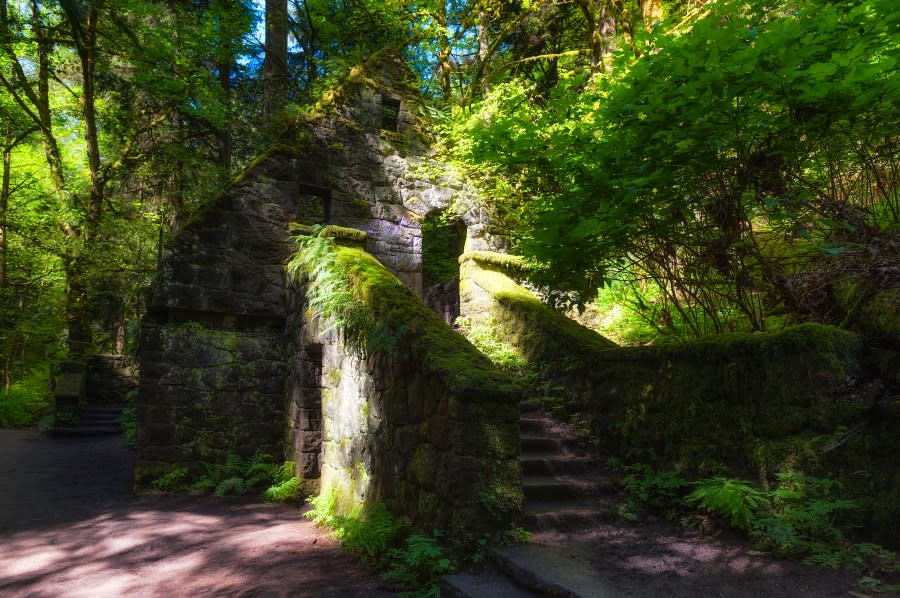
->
422, 212, 465, 327
380, 96, 401, 132
297, 182, 332, 224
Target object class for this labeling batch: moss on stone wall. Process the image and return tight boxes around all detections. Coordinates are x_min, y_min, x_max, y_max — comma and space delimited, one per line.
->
461, 257, 899, 543
460, 251, 530, 275
332, 246, 519, 403
293, 236, 522, 542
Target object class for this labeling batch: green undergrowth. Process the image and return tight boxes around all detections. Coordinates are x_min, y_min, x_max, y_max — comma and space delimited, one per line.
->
585, 279, 793, 346
288, 228, 519, 402
150, 453, 300, 502
454, 315, 525, 372
617, 464, 900, 590
0, 365, 52, 427
119, 390, 137, 447
306, 489, 453, 596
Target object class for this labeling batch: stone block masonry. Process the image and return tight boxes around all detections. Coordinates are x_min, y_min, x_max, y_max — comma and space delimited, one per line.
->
287, 234, 522, 536
460, 251, 900, 546
137, 53, 522, 537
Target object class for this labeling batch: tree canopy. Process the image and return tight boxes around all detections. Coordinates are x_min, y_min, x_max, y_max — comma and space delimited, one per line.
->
0, 0, 897, 413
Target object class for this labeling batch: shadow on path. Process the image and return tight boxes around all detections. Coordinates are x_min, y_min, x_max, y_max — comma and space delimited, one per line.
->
0, 430, 391, 597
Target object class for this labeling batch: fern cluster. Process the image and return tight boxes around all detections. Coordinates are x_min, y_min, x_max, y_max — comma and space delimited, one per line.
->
618, 465, 900, 582
263, 461, 301, 502
686, 476, 767, 532
194, 452, 277, 496
305, 489, 454, 594
150, 454, 300, 502
288, 231, 375, 356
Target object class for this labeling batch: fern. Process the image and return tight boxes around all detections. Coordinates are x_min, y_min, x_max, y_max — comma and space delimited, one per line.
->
686, 477, 767, 532
753, 471, 859, 559
288, 230, 377, 356
153, 467, 189, 491
334, 503, 401, 560
264, 462, 301, 502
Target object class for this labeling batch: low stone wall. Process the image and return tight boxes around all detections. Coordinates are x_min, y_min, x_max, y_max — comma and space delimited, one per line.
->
136, 320, 287, 485
288, 232, 522, 538
51, 360, 86, 416
460, 252, 899, 544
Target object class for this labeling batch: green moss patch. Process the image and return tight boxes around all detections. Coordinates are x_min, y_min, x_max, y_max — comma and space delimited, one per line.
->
460, 251, 530, 275
330, 246, 518, 403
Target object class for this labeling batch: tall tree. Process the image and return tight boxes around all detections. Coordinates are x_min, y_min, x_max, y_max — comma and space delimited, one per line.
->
265, 0, 288, 117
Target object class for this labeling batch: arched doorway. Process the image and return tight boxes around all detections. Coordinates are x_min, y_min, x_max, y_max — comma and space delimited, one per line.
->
421, 211, 465, 326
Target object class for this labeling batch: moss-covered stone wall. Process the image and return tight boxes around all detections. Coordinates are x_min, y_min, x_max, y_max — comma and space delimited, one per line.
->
290, 234, 522, 537
137, 321, 286, 485
460, 252, 899, 544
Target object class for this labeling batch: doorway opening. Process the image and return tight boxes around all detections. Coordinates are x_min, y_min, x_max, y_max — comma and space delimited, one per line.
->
421, 212, 465, 326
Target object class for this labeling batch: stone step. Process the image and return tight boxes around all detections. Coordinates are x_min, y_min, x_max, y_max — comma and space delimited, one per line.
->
520, 434, 564, 453
519, 416, 556, 434
522, 475, 606, 502
523, 500, 619, 533
47, 425, 123, 438
82, 406, 124, 415
489, 545, 622, 598
519, 398, 544, 415
520, 454, 599, 476
80, 412, 122, 424
441, 562, 540, 597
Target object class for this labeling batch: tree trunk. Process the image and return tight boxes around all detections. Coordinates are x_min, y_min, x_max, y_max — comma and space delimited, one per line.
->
436, 3, 452, 97
264, 0, 288, 118
1, 125, 10, 290
478, 9, 490, 96
641, 0, 664, 26
63, 254, 92, 356
78, 7, 103, 244
576, 0, 605, 78
218, 56, 232, 177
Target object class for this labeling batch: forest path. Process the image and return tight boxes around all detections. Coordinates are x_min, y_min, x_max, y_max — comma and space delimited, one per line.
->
0, 429, 391, 597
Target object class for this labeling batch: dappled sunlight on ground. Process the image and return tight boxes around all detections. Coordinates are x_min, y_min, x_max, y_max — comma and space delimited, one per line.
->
0, 498, 390, 597
0, 430, 390, 597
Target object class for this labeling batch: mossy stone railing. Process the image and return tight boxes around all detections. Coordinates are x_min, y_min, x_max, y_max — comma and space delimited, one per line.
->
459, 252, 899, 543
295, 235, 522, 541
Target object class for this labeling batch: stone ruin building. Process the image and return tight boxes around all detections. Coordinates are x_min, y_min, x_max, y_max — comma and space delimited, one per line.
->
136, 53, 521, 533
135, 51, 900, 545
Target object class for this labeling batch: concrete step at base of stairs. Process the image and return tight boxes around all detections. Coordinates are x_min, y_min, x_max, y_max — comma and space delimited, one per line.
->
47, 425, 122, 437
441, 562, 541, 597
489, 544, 622, 598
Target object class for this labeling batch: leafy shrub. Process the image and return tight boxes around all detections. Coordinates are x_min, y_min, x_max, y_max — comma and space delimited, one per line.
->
306, 490, 455, 594
118, 391, 137, 447
152, 467, 189, 491
753, 471, 858, 559
686, 477, 768, 532
620, 463, 691, 515
383, 533, 453, 596
0, 367, 52, 427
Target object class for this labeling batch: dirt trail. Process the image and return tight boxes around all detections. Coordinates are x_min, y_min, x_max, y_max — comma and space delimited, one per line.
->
0, 429, 391, 597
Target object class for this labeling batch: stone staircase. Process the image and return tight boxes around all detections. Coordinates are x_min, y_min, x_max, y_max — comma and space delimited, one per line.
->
442, 400, 625, 597
48, 406, 124, 438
